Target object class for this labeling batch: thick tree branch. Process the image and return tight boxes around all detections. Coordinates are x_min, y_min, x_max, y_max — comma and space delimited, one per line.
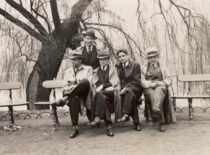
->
70, 0, 92, 19
86, 22, 145, 57
30, 0, 51, 33
6, 0, 48, 36
50, 0, 61, 33
0, 8, 45, 42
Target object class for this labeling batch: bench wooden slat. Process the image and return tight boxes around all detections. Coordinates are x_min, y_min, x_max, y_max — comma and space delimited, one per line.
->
178, 74, 210, 82
0, 82, 22, 90
42, 80, 66, 88
34, 101, 54, 105
172, 96, 210, 99
0, 103, 28, 107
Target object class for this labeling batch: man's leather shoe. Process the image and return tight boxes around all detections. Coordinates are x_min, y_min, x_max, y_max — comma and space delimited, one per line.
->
119, 115, 130, 122
107, 129, 114, 137
159, 124, 165, 132
69, 129, 79, 138
134, 124, 142, 131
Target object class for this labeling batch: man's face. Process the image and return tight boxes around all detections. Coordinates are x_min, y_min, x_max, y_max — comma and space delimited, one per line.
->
99, 58, 110, 67
118, 52, 129, 64
147, 55, 158, 64
72, 58, 82, 68
84, 35, 94, 47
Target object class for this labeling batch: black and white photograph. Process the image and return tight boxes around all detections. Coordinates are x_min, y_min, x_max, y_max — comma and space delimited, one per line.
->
0, 0, 210, 154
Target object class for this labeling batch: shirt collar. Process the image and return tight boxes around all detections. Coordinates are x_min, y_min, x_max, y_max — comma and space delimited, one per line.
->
74, 64, 84, 72
101, 65, 108, 71
86, 45, 93, 51
123, 60, 129, 68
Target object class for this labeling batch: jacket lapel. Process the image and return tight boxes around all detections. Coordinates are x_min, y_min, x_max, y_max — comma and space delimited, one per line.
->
124, 60, 133, 78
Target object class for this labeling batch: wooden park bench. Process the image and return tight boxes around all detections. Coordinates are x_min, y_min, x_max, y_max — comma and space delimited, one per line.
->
172, 74, 210, 120
0, 82, 28, 131
34, 80, 66, 130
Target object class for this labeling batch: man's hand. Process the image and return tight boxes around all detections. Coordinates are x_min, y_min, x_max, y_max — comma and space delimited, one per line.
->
120, 87, 127, 94
149, 82, 158, 88
156, 81, 166, 86
105, 87, 114, 91
96, 85, 103, 92
63, 84, 76, 95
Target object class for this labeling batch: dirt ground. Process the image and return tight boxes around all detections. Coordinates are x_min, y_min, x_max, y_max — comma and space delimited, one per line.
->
1, 111, 210, 155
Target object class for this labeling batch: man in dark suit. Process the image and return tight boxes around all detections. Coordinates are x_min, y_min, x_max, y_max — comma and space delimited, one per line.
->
116, 49, 143, 131
79, 29, 100, 70
89, 50, 121, 137
76, 29, 100, 122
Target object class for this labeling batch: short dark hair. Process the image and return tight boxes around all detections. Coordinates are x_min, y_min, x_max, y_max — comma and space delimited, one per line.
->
116, 49, 128, 56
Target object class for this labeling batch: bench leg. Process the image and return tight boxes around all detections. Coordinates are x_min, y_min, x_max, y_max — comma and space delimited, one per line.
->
3, 106, 22, 131
173, 98, 176, 112
8, 106, 15, 127
51, 104, 60, 130
188, 98, 193, 120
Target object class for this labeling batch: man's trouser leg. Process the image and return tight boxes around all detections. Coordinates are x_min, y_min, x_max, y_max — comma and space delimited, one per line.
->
94, 91, 114, 120
152, 86, 167, 123
69, 96, 80, 126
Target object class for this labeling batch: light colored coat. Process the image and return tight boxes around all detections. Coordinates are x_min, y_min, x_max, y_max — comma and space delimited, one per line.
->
63, 64, 93, 112
63, 64, 93, 85
141, 63, 172, 89
141, 62, 176, 123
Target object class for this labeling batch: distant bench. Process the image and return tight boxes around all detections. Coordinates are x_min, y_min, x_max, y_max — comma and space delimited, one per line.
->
0, 82, 28, 131
172, 74, 210, 120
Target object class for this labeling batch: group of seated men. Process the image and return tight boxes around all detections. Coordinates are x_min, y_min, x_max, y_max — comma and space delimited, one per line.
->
53, 29, 176, 138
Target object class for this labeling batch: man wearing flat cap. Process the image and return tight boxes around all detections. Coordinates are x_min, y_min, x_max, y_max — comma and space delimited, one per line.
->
78, 29, 100, 70
141, 47, 176, 132
116, 49, 143, 131
89, 49, 121, 137
54, 50, 93, 138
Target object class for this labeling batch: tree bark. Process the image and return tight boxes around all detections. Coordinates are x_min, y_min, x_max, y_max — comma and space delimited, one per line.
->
26, 38, 65, 109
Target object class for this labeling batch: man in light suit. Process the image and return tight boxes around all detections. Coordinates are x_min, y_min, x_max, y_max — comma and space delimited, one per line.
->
141, 47, 176, 132
54, 50, 93, 138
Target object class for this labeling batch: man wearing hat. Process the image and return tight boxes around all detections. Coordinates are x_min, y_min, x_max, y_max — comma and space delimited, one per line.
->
115, 49, 143, 131
141, 47, 176, 132
54, 50, 93, 138
89, 50, 121, 137
78, 29, 100, 70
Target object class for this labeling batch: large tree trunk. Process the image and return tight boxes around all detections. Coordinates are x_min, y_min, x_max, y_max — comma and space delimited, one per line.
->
26, 19, 81, 109
26, 38, 66, 109
25, 0, 92, 109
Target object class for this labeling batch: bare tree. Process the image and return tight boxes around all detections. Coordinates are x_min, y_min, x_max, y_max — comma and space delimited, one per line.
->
0, 0, 92, 109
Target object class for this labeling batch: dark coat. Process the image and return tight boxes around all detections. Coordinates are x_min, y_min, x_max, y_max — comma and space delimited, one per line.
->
80, 45, 100, 69
116, 60, 143, 98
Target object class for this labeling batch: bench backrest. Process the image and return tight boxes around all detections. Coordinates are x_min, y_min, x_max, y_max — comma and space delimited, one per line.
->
42, 80, 66, 89
42, 80, 66, 101
0, 82, 22, 104
178, 74, 210, 95
0, 82, 22, 90
178, 74, 210, 82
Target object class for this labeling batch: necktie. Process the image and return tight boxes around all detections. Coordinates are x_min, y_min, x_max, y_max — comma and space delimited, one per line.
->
152, 63, 156, 69
123, 63, 126, 69
87, 46, 91, 53
103, 66, 106, 71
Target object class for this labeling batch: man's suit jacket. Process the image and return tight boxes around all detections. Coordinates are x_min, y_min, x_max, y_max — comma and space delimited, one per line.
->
116, 60, 142, 98
80, 45, 100, 69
